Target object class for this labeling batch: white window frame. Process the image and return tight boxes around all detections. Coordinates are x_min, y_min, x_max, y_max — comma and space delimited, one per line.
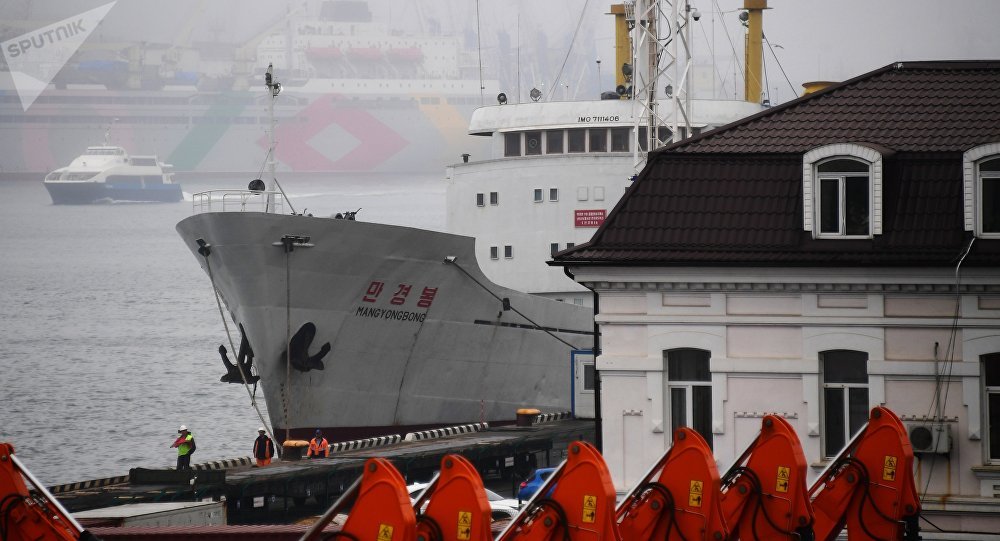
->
664, 348, 713, 448
815, 158, 872, 238
983, 352, 1000, 464
803, 143, 883, 238
534, 189, 543, 203
549, 188, 559, 202
963, 143, 1000, 237
503, 245, 513, 259
490, 191, 499, 206
819, 350, 869, 459
489, 246, 499, 260
476, 193, 485, 207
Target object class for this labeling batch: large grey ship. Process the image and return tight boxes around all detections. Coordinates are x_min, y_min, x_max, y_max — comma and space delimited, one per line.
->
176, 0, 767, 442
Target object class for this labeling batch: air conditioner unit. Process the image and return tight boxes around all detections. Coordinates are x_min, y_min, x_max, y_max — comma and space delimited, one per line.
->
906, 423, 951, 454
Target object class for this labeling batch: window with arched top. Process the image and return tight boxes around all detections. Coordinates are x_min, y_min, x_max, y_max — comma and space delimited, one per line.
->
816, 158, 871, 236
963, 143, 1000, 236
980, 158, 1000, 234
803, 144, 883, 238
820, 349, 869, 458
664, 348, 713, 448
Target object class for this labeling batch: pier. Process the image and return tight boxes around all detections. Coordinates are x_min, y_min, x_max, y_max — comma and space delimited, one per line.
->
52, 418, 596, 524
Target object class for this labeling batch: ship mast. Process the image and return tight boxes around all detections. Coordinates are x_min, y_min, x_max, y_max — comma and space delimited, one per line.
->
262, 64, 296, 214
265, 64, 280, 212
624, 0, 696, 173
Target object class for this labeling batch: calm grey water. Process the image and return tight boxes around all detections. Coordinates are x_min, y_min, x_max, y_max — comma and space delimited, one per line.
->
0, 174, 443, 485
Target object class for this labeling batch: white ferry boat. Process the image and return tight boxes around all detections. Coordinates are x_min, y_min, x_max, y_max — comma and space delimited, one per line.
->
176, 0, 768, 442
43, 145, 182, 204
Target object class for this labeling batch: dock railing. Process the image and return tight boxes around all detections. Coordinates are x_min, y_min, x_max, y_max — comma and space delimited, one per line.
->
191, 189, 287, 214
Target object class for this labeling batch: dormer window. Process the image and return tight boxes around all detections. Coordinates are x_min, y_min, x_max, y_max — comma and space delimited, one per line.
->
964, 143, 1000, 237
803, 143, 884, 239
817, 158, 871, 236
981, 158, 1000, 234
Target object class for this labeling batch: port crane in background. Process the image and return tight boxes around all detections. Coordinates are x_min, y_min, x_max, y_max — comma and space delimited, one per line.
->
0, 406, 920, 540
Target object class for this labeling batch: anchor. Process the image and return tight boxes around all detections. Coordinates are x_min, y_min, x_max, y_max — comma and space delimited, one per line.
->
281, 322, 331, 372
219, 323, 260, 384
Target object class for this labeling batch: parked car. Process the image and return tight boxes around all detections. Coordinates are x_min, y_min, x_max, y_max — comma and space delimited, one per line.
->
484, 488, 522, 510
517, 467, 557, 501
409, 482, 521, 521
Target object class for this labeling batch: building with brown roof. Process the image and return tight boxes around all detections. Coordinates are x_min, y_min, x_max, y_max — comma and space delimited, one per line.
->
553, 60, 1000, 529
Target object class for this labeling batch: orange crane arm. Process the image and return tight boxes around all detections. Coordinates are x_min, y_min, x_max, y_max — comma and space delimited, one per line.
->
415, 454, 493, 541
719, 415, 814, 541
0, 442, 99, 541
616, 427, 727, 541
810, 406, 921, 541
498, 441, 620, 541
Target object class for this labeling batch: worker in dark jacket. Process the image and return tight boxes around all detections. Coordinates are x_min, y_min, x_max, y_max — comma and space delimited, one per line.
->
307, 429, 329, 458
253, 427, 275, 466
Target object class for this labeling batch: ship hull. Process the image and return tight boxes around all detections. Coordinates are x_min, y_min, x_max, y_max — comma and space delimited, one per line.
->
44, 180, 183, 204
176, 211, 593, 442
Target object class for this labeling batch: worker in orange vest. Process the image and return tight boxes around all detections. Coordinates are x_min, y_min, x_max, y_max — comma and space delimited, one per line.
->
307, 429, 329, 458
253, 427, 275, 466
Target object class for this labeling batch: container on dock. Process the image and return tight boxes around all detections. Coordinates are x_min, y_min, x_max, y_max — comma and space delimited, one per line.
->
74, 501, 226, 528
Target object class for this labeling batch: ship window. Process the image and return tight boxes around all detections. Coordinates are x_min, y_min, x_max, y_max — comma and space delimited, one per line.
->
504, 132, 521, 157
566, 242, 575, 250
490, 246, 499, 260
476, 193, 485, 207
568, 129, 586, 153
551, 243, 560, 256
504, 245, 513, 258
106, 175, 142, 186
490, 191, 499, 205
143, 175, 163, 185
611, 128, 629, 152
821, 349, 869, 458
589, 129, 607, 152
577, 187, 588, 201
594, 186, 605, 201
525, 131, 542, 156
549, 188, 559, 202
534, 189, 543, 203
546, 131, 564, 154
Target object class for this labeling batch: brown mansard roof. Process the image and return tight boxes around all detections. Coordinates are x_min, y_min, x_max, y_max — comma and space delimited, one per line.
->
554, 61, 1000, 267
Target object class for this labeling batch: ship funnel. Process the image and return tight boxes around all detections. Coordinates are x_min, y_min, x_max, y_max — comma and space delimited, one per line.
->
801, 81, 838, 95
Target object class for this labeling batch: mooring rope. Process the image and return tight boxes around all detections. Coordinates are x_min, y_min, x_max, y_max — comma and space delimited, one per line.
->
200, 244, 275, 445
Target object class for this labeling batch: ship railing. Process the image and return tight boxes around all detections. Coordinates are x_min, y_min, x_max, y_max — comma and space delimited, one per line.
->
191, 189, 288, 214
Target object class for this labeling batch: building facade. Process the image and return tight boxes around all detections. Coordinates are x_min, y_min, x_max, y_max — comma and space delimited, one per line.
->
555, 61, 1000, 531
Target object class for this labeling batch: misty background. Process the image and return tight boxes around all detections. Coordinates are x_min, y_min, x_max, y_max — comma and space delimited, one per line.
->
2, 0, 999, 108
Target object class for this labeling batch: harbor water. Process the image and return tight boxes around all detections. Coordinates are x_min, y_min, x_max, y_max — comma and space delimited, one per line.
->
0, 173, 444, 485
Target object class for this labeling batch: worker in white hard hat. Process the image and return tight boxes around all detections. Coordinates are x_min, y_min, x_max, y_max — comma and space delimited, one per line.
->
253, 427, 275, 467
170, 425, 196, 470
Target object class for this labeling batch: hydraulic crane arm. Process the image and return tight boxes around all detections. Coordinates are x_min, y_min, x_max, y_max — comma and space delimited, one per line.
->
0, 442, 100, 541
718, 415, 814, 541
809, 406, 920, 541
498, 441, 620, 541
301, 457, 416, 541
616, 427, 727, 541
413, 455, 493, 541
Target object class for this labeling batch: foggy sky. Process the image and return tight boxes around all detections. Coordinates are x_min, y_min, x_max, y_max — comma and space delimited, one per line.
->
1, 0, 998, 105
